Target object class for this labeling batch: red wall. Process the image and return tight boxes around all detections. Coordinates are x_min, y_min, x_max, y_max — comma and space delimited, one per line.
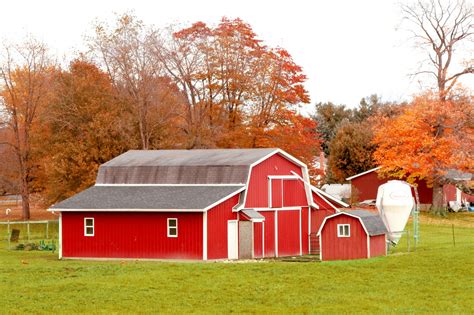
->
370, 234, 386, 258
62, 211, 203, 259
444, 184, 474, 203
351, 171, 433, 204
320, 215, 367, 261
245, 153, 304, 208
253, 222, 263, 258
207, 194, 239, 260
283, 180, 307, 207
260, 211, 275, 257
301, 207, 309, 254
277, 210, 301, 256
271, 179, 283, 208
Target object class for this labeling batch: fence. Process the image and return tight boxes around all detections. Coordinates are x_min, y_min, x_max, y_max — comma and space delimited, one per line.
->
0, 220, 59, 250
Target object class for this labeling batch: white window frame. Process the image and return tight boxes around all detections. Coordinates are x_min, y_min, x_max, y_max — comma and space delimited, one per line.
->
167, 218, 178, 238
84, 217, 94, 237
337, 224, 350, 237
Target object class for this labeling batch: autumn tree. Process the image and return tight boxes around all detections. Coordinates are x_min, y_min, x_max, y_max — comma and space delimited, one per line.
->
373, 94, 474, 213
0, 38, 55, 219
89, 13, 185, 150
401, 0, 473, 101
313, 102, 352, 155
37, 60, 137, 203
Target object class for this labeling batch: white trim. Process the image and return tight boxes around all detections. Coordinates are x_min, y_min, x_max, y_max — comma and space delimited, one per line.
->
275, 210, 279, 257
310, 185, 350, 208
299, 208, 302, 255
167, 218, 178, 238
227, 220, 239, 260
367, 234, 371, 258
251, 207, 302, 211
289, 171, 317, 210
94, 183, 245, 187
345, 167, 381, 181
84, 217, 94, 236
319, 232, 323, 261
267, 175, 298, 180
262, 221, 265, 258
49, 208, 204, 212
313, 190, 340, 212
337, 224, 350, 237
59, 212, 62, 259
251, 222, 255, 258
203, 212, 207, 260
316, 212, 370, 237
268, 178, 272, 208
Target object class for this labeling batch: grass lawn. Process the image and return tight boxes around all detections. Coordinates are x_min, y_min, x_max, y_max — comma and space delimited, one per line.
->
1, 214, 473, 314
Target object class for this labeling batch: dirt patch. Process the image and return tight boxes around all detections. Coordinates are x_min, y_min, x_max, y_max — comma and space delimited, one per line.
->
0, 204, 57, 221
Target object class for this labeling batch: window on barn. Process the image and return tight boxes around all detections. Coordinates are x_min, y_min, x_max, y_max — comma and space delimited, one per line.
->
337, 224, 350, 237
84, 218, 94, 236
167, 218, 178, 237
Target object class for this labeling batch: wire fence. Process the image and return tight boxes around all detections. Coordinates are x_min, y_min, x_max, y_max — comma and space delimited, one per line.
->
0, 220, 59, 250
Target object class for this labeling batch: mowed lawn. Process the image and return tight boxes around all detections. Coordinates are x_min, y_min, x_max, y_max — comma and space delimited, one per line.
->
0, 214, 473, 314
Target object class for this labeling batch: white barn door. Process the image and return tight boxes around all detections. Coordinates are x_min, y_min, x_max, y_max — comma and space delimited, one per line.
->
227, 220, 239, 259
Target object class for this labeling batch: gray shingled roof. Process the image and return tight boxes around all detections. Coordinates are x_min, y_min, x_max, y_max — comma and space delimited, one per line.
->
50, 185, 244, 210
96, 149, 277, 185
344, 210, 388, 236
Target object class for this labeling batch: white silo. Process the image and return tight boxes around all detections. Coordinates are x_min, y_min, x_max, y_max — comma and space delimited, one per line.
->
376, 180, 415, 244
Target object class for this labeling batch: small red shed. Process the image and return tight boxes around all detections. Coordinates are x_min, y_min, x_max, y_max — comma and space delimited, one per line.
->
317, 210, 387, 261
49, 148, 348, 261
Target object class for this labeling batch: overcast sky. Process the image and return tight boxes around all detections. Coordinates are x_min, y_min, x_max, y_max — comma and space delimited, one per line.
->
1, 0, 472, 112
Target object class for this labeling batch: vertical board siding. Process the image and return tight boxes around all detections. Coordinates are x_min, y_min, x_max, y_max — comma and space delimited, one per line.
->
207, 194, 239, 260
277, 210, 300, 257
271, 179, 283, 208
321, 215, 367, 261
253, 222, 263, 258
245, 154, 303, 208
283, 180, 307, 207
62, 212, 203, 259
370, 234, 387, 257
260, 211, 275, 257
301, 207, 309, 254
312, 191, 338, 211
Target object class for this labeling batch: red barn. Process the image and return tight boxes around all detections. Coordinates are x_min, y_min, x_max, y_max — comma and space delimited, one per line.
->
317, 210, 387, 261
49, 148, 348, 260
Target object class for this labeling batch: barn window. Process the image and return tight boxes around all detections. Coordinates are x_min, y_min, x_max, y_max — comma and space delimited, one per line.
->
84, 218, 94, 236
337, 224, 350, 237
167, 218, 178, 237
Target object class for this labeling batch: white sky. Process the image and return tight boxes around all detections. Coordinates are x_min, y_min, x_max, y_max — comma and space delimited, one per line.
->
1, 0, 472, 112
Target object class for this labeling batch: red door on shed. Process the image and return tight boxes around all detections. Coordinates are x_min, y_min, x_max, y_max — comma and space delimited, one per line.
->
253, 222, 264, 258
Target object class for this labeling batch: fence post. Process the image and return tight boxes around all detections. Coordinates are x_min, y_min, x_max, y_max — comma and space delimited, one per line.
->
46, 221, 49, 239
27, 221, 30, 241
452, 224, 455, 247
7, 220, 10, 250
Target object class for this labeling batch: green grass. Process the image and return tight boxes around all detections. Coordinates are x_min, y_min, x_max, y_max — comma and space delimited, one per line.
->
0, 215, 473, 314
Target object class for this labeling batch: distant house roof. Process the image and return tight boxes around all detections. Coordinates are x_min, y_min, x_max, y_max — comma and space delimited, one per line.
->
311, 185, 350, 208
317, 209, 387, 236
49, 185, 244, 211
96, 149, 279, 185
345, 167, 381, 181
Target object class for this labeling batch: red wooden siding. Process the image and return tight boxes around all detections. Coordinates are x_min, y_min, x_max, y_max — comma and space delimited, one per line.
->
320, 215, 367, 261
369, 234, 386, 258
62, 211, 203, 259
277, 210, 300, 256
207, 194, 240, 260
283, 180, 307, 207
351, 171, 433, 204
301, 207, 309, 254
312, 191, 338, 211
271, 179, 283, 208
245, 153, 304, 208
260, 211, 275, 257
253, 222, 263, 258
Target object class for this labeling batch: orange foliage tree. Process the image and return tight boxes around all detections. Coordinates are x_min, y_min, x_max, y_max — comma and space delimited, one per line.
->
373, 94, 474, 212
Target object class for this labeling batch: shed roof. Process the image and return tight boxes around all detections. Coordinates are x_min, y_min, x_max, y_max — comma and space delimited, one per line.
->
317, 210, 387, 236
49, 185, 244, 211
96, 149, 278, 185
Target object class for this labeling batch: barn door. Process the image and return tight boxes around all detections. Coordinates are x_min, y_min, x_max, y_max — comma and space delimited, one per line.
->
227, 220, 238, 259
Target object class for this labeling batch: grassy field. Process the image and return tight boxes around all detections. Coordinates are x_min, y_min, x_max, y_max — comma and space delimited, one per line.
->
0, 213, 473, 314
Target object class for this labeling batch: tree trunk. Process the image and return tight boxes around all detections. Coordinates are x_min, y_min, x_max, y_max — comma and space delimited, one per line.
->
431, 181, 446, 215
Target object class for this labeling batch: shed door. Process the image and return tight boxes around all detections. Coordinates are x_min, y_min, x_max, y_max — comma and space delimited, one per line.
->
227, 220, 238, 259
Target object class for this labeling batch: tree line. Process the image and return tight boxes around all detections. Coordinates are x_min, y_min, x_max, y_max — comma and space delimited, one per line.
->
0, 0, 473, 219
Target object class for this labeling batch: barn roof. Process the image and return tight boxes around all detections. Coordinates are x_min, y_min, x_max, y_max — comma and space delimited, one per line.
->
96, 149, 279, 185
49, 185, 244, 211
344, 210, 387, 236
317, 210, 387, 236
